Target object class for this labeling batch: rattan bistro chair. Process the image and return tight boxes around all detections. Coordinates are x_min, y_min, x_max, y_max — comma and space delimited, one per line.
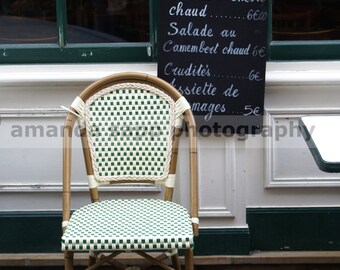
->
61, 73, 198, 270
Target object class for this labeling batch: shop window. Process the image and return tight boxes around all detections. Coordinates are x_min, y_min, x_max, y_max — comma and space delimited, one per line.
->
0, 1, 57, 44
272, 0, 340, 41
66, 0, 149, 43
0, 0, 156, 63
271, 0, 340, 60
1, 0, 340, 63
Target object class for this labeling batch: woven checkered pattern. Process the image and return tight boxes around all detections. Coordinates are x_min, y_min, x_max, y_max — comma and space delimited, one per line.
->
61, 199, 194, 251
85, 83, 175, 183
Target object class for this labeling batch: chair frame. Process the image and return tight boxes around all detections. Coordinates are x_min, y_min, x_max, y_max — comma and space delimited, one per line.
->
62, 72, 198, 270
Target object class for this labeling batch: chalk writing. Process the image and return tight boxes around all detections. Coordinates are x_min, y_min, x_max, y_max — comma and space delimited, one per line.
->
163, 40, 219, 54
223, 84, 240, 98
164, 63, 211, 77
247, 9, 267, 21
220, 29, 237, 38
169, 2, 208, 17
168, 22, 214, 37
158, 0, 268, 134
222, 42, 251, 55
244, 105, 261, 116
191, 102, 227, 121
170, 78, 217, 96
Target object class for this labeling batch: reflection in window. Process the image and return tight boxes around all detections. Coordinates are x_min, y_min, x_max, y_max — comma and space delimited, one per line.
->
67, 0, 150, 43
0, 0, 149, 45
273, 0, 340, 41
0, 0, 57, 44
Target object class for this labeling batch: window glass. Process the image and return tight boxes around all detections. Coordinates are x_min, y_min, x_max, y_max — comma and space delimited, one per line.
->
272, 0, 340, 41
0, 0, 57, 44
67, 0, 150, 43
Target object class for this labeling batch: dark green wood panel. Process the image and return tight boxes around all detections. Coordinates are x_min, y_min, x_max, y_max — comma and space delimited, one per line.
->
0, 212, 61, 253
3, 207, 340, 254
195, 228, 250, 255
0, 44, 153, 64
0, 211, 250, 255
247, 207, 340, 251
270, 41, 340, 60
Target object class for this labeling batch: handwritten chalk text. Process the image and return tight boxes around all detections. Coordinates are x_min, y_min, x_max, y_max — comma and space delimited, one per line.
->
169, 2, 208, 17
168, 22, 214, 37
164, 62, 211, 77
163, 40, 219, 54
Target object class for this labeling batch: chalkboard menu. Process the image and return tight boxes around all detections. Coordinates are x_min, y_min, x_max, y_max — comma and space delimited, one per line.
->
157, 0, 269, 134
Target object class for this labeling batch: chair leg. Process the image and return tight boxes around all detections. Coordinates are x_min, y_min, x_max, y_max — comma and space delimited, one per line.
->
184, 249, 194, 270
64, 251, 74, 270
171, 252, 181, 270
88, 251, 97, 267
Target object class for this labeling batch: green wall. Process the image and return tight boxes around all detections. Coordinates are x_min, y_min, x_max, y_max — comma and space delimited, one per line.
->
247, 207, 340, 251
2, 207, 340, 255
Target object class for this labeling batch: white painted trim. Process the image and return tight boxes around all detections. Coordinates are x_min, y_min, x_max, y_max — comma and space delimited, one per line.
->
266, 61, 340, 86
1, 61, 340, 87
0, 108, 67, 117
198, 137, 235, 218
0, 63, 157, 86
265, 108, 340, 188
0, 109, 161, 193
0, 183, 161, 193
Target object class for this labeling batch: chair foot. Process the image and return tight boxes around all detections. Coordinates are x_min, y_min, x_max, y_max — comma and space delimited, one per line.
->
184, 249, 194, 270
64, 251, 74, 270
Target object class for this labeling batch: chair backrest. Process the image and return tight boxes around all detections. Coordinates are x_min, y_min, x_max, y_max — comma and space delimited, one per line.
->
63, 72, 197, 193
86, 82, 176, 183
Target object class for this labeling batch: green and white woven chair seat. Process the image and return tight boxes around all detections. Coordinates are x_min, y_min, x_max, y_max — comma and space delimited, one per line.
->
61, 199, 194, 252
